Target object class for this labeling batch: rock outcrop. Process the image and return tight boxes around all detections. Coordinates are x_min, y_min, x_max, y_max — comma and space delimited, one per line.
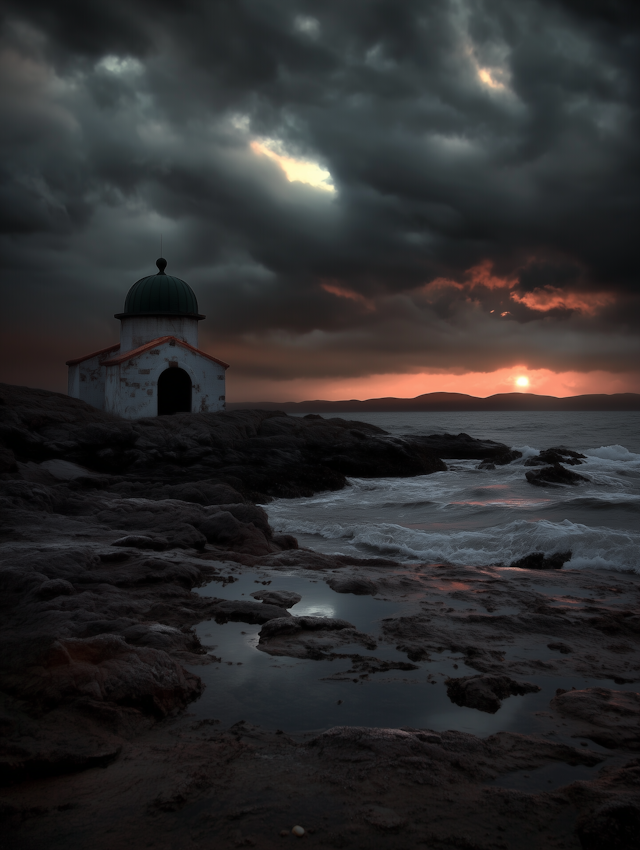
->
510, 551, 572, 570
551, 688, 640, 750
445, 674, 541, 713
0, 383, 451, 502
0, 384, 533, 506
249, 589, 302, 608
525, 447, 587, 467
526, 462, 589, 487
412, 432, 523, 462
257, 616, 378, 658
326, 576, 379, 595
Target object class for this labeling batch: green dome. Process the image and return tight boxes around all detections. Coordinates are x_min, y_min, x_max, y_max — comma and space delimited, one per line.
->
115, 258, 204, 319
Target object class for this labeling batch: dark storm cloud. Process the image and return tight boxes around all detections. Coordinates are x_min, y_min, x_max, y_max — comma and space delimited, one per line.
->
1, 0, 639, 391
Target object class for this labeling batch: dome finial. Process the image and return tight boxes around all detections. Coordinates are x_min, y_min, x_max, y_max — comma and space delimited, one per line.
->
156, 257, 167, 274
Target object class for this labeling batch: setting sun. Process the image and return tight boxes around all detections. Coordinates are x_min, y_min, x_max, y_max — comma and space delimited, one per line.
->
515, 376, 529, 388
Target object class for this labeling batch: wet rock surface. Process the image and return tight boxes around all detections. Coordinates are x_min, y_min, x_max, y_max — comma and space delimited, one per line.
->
446, 673, 541, 713
510, 551, 573, 570
1, 384, 639, 848
249, 589, 302, 608
576, 799, 640, 850
5, 717, 634, 850
551, 688, 640, 750
525, 446, 588, 467
209, 599, 291, 624
0, 383, 453, 501
411, 431, 523, 461
256, 615, 379, 659
526, 462, 590, 486
326, 576, 379, 595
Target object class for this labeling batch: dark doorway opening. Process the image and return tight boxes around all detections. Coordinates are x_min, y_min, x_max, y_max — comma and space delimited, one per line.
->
157, 367, 192, 415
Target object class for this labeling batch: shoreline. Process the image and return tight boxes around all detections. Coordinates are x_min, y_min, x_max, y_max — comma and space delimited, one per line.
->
1, 384, 638, 848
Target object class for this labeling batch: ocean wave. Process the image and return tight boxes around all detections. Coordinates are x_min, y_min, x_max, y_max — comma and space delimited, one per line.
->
512, 445, 540, 460
558, 496, 640, 512
271, 515, 640, 574
585, 444, 639, 462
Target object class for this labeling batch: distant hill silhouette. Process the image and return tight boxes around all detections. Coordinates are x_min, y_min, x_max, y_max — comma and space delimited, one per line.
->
228, 392, 640, 412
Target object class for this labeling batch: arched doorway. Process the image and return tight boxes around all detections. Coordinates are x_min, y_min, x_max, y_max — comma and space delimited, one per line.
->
157, 367, 192, 415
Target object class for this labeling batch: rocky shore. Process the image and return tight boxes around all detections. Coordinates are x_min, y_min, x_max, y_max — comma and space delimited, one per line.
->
1, 383, 638, 849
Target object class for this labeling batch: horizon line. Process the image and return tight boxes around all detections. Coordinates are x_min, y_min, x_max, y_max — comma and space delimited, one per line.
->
228, 390, 640, 405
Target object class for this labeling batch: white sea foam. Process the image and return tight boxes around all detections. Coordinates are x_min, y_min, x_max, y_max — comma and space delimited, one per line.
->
585, 445, 639, 462
513, 445, 540, 460
267, 417, 640, 576
270, 515, 640, 573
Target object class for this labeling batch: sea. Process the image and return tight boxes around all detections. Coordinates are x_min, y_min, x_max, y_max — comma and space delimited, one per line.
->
189, 411, 639, 745
265, 412, 640, 574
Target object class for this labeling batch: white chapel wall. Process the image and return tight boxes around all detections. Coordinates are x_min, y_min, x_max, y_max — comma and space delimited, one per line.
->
104, 340, 226, 419
68, 352, 111, 410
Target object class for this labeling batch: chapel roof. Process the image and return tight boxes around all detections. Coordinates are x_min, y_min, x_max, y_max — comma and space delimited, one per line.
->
101, 335, 229, 369
65, 343, 120, 366
115, 258, 205, 319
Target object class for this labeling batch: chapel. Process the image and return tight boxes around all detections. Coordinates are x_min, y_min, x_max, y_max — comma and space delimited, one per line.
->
67, 258, 228, 419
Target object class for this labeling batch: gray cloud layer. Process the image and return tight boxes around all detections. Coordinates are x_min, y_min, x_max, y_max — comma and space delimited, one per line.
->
1, 0, 639, 393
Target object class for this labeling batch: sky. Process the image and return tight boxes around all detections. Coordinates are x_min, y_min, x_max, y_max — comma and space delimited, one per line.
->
1, 0, 639, 402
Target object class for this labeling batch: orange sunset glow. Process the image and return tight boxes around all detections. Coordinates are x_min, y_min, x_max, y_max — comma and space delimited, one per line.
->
228, 367, 640, 403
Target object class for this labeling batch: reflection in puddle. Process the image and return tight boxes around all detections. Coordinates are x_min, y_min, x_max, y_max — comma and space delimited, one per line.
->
187, 570, 620, 743
293, 603, 337, 618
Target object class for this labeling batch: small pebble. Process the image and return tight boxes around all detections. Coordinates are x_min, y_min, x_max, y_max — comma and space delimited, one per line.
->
292, 825, 305, 837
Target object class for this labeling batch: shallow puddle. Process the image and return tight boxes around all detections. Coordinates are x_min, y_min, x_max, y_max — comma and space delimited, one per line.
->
186, 569, 622, 747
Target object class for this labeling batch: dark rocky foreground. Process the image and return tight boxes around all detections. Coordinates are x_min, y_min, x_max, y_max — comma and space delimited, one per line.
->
0, 383, 453, 500
1, 383, 639, 849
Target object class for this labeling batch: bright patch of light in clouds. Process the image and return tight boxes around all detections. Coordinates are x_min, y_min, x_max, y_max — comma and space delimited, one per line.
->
463, 35, 512, 94
96, 55, 143, 75
251, 140, 335, 193
477, 67, 506, 90
294, 16, 320, 36
515, 376, 529, 388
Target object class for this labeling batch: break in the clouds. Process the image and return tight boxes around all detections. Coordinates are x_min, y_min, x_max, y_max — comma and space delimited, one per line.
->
1, 0, 639, 399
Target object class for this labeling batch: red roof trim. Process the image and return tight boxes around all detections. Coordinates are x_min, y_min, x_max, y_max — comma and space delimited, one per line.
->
66, 343, 120, 366
101, 336, 230, 369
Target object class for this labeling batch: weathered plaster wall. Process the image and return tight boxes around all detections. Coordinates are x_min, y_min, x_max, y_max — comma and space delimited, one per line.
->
104, 340, 226, 419
68, 351, 114, 410
119, 316, 199, 353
